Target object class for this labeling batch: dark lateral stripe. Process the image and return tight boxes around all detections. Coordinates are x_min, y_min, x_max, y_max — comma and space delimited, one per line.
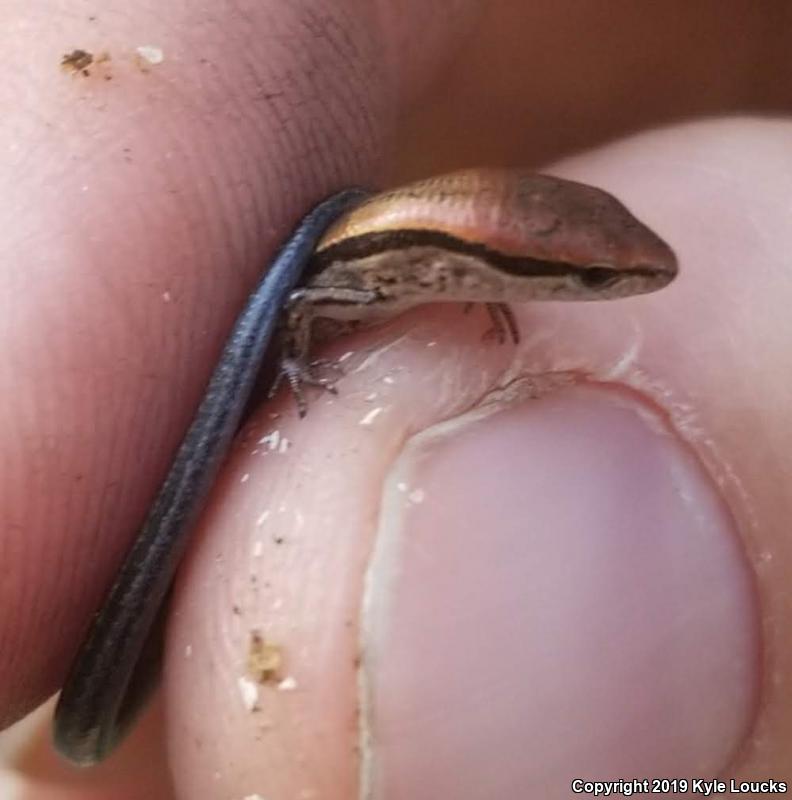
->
308, 228, 657, 277
310, 228, 655, 281
310, 229, 576, 278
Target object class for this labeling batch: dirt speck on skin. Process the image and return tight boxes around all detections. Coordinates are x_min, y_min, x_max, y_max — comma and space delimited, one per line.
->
61, 49, 93, 75
247, 631, 283, 683
61, 49, 111, 79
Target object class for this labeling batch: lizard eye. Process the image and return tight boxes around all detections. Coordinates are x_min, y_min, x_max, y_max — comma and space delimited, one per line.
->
577, 266, 621, 290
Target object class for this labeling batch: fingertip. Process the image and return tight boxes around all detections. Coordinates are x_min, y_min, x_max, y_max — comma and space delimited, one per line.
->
363, 385, 759, 795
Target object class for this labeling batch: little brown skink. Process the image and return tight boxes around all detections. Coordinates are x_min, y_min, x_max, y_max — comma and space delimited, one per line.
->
53, 169, 677, 765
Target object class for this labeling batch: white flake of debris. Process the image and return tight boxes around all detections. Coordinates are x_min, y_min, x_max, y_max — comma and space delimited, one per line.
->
136, 45, 164, 64
252, 540, 264, 557
162, 291, 172, 303
278, 436, 290, 453
364, 391, 378, 401
277, 675, 298, 691
258, 430, 280, 450
240, 473, 250, 483
383, 375, 395, 385
408, 489, 426, 504
337, 351, 354, 363
243, 794, 269, 800
426, 340, 437, 347
359, 407, 383, 426
238, 676, 259, 711
185, 644, 193, 658
256, 510, 271, 526
396, 482, 408, 492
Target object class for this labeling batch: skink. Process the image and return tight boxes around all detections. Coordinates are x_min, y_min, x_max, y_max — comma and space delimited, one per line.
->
53, 188, 368, 765
53, 169, 677, 765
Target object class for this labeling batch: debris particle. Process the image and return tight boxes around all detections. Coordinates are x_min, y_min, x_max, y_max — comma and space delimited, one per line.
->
408, 488, 426, 504
61, 49, 111, 78
136, 44, 164, 65
240, 472, 250, 483
359, 407, 383, 426
252, 540, 264, 557
184, 644, 193, 658
255, 510, 271, 526
247, 631, 283, 683
61, 49, 93, 75
277, 675, 298, 691
258, 430, 280, 450
382, 375, 396, 385
161, 290, 172, 303
237, 676, 259, 711
396, 482, 408, 492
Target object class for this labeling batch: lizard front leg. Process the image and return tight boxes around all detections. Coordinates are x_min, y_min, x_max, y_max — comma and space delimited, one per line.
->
271, 285, 380, 416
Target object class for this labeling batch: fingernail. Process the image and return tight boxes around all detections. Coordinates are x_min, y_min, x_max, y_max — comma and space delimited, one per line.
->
361, 385, 759, 798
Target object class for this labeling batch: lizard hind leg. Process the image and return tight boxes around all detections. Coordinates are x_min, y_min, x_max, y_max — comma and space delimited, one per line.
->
462, 302, 520, 344
483, 302, 520, 344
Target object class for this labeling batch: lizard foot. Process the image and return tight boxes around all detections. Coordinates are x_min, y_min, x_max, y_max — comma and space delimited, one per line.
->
269, 356, 344, 418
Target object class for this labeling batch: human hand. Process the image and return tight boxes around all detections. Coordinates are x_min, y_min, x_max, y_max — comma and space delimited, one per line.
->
2, 2, 790, 798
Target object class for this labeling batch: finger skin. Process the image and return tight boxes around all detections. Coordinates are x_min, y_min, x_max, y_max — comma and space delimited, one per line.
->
0, 0, 478, 729
392, 1, 792, 178
3, 1, 789, 796
167, 120, 789, 796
